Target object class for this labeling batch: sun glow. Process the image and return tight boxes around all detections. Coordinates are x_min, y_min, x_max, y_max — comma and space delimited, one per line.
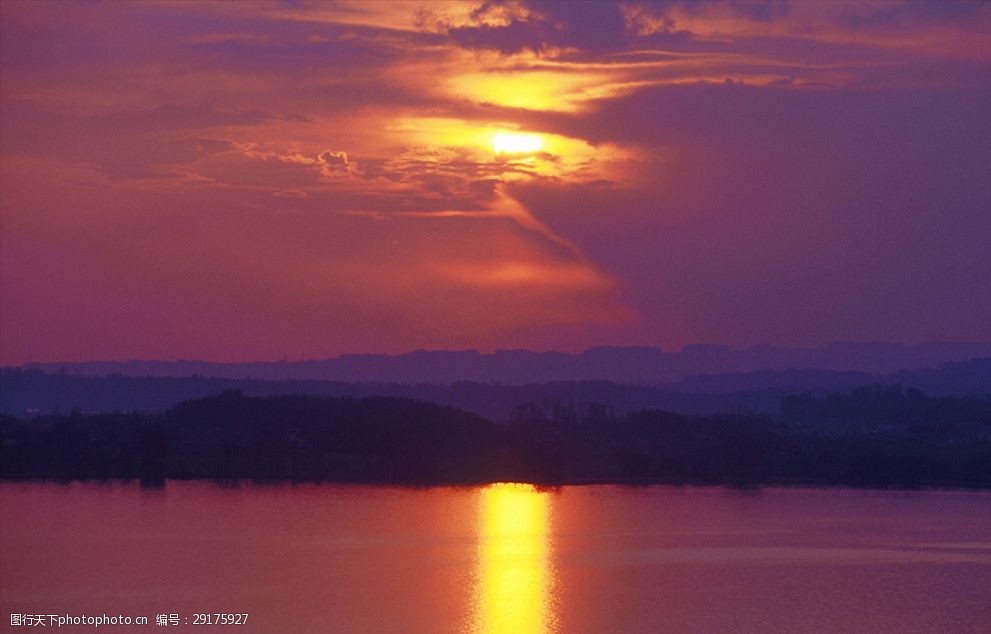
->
492, 132, 543, 155
388, 117, 632, 181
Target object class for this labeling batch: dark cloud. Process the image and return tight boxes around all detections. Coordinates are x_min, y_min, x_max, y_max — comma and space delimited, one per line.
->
319, 149, 350, 168
448, 0, 631, 54
509, 80, 991, 345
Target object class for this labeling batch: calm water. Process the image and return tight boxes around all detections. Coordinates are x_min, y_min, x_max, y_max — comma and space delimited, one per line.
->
1, 482, 989, 633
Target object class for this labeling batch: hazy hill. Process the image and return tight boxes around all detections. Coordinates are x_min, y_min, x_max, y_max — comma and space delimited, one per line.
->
15, 342, 991, 384
3, 358, 988, 421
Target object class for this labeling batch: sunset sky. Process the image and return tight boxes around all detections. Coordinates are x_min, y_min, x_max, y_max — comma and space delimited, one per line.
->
2, 0, 989, 364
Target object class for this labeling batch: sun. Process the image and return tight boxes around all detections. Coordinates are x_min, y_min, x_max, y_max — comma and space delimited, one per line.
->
492, 132, 543, 155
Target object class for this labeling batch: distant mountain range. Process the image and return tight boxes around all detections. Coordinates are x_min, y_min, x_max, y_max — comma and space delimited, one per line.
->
4, 358, 988, 421
13, 342, 991, 383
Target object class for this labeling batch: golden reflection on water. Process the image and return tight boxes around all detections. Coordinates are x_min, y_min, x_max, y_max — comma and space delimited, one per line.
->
472, 483, 554, 634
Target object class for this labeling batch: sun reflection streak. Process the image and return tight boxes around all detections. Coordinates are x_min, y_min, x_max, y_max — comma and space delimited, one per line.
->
472, 483, 555, 634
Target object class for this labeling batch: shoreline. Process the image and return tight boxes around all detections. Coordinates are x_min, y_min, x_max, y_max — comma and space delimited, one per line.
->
4, 475, 991, 493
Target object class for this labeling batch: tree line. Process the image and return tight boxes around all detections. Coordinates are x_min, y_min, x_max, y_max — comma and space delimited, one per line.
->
2, 387, 989, 488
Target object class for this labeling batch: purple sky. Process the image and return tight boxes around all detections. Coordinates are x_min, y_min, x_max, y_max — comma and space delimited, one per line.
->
2, 1, 989, 363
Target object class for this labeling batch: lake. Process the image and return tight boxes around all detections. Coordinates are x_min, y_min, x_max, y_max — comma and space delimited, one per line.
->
1, 482, 989, 632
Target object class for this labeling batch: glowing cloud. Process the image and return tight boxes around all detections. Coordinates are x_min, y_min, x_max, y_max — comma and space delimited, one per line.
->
388, 117, 633, 183
449, 69, 620, 112
492, 132, 543, 155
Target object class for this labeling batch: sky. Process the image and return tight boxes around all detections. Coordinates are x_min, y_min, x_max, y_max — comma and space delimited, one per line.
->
1, 0, 990, 364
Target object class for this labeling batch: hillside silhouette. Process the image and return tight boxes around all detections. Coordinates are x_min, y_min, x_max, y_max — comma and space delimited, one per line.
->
3, 388, 989, 489
3, 358, 988, 421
